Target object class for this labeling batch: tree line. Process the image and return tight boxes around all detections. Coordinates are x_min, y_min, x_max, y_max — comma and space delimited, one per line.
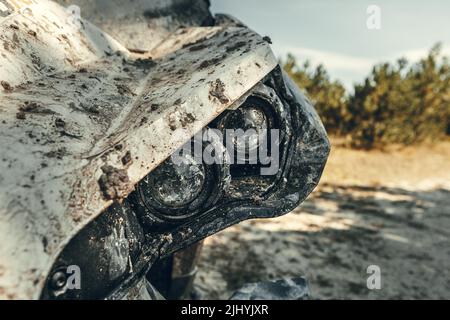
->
283, 43, 450, 148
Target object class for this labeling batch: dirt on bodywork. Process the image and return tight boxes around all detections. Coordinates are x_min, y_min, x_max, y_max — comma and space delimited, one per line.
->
209, 79, 229, 104
1, 81, 12, 92
98, 165, 134, 202
0, 0, 278, 299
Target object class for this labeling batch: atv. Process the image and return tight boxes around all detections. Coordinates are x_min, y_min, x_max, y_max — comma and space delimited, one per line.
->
0, 0, 329, 300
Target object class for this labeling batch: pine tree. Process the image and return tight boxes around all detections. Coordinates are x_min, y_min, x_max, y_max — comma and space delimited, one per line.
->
282, 44, 450, 149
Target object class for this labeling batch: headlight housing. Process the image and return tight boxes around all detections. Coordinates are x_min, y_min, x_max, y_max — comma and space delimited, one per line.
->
42, 67, 329, 300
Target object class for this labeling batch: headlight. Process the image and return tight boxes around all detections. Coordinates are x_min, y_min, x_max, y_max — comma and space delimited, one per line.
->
141, 154, 206, 208
130, 129, 230, 228
216, 103, 269, 158
211, 83, 289, 199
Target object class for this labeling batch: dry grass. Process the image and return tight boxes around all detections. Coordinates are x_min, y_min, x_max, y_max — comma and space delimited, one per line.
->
322, 138, 450, 188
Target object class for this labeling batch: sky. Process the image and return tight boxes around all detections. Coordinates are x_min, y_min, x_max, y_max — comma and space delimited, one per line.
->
211, 0, 450, 89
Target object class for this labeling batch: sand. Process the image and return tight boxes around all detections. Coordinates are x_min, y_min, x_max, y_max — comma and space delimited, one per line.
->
194, 141, 450, 299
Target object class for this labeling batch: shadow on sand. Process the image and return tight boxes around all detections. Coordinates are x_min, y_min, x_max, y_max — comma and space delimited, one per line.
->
196, 184, 450, 299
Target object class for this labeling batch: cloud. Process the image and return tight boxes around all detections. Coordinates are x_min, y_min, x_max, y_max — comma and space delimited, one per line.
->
396, 46, 450, 62
274, 45, 376, 74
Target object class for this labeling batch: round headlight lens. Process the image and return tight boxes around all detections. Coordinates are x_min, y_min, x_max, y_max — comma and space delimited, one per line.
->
132, 128, 230, 225
148, 155, 205, 208
221, 106, 268, 154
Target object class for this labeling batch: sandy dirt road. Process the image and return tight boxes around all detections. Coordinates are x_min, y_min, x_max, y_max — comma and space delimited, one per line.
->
194, 141, 450, 299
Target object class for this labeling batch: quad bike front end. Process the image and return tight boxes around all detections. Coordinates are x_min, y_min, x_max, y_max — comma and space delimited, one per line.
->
0, 0, 329, 300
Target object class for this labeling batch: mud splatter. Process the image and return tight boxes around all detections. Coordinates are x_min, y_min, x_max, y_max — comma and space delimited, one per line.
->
98, 165, 133, 201
16, 112, 26, 120
121, 151, 132, 166
19, 102, 55, 115
188, 43, 208, 52
44, 147, 67, 160
181, 113, 196, 127
1, 81, 13, 92
262, 36, 272, 44
199, 57, 221, 70
226, 41, 246, 53
209, 79, 229, 104
54, 118, 66, 129
116, 83, 135, 96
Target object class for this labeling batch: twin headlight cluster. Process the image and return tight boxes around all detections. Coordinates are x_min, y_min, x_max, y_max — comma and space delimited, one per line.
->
42, 68, 330, 299
131, 80, 288, 229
